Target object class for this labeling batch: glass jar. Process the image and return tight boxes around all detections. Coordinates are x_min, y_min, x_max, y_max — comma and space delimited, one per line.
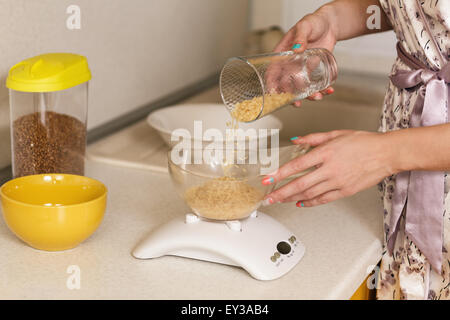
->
220, 48, 338, 123
6, 53, 91, 178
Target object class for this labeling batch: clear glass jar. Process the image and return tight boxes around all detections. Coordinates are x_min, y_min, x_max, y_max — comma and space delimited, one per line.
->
6, 53, 91, 178
220, 49, 338, 123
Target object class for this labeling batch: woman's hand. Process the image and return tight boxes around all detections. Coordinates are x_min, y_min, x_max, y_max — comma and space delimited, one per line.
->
273, 6, 338, 106
274, 7, 337, 53
263, 130, 396, 207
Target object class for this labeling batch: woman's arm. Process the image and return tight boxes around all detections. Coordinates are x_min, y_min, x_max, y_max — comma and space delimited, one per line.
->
263, 124, 450, 207
274, 0, 392, 105
326, 0, 392, 41
275, 0, 392, 53
387, 124, 450, 172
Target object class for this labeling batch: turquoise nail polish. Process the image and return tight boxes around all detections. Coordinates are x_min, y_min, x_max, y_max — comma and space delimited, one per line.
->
296, 201, 305, 208
292, 43, 302, 49
262, 177, 275, 185
290, 136, 299, 141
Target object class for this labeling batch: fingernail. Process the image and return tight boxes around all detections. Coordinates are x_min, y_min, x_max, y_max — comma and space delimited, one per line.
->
262, 198, 274, 206
291, 43, 302, 50
262, 177, 275, 185
290, 136, 300, 141
326, 87, 334, 94
313, 93, 322, 101
296, 201, 305, 208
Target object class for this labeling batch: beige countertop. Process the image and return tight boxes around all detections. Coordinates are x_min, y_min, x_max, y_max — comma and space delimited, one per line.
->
0, 81, 385, 299
0, 160, 383, 300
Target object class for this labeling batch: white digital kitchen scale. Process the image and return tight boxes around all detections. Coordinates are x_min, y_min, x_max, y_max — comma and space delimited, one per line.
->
132, 211, 305, 280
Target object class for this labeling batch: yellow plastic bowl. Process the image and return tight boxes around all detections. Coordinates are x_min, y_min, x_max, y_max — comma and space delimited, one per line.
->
0, 174, 107, 251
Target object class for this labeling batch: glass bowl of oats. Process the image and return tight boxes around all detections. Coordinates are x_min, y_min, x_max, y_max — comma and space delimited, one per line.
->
167, 143, 310, 221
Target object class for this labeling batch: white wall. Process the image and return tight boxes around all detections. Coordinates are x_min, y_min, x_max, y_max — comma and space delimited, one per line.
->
0, 0, 249, 169
250, 0, 397, 75
250, 0, 283, 30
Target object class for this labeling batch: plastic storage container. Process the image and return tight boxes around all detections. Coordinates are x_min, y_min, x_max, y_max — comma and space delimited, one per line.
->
220, 48, 338, 122
6, 53, 91, 178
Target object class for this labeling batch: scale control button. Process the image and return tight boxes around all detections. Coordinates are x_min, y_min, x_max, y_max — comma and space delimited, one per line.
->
274, 252, 280, 258
277, 241, 291, 255
185, 214, 199, 224
289, 236, 296, 243
270, 256, 277, 262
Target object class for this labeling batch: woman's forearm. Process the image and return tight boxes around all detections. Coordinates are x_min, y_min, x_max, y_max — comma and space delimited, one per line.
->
319, 0, 392, 41
384, 124, 450, 173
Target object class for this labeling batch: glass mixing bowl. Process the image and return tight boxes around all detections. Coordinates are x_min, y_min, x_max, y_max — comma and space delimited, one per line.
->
167, 144, 310, 221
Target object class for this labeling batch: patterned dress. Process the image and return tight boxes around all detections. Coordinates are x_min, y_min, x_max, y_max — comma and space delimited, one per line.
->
377, 0, 450, 300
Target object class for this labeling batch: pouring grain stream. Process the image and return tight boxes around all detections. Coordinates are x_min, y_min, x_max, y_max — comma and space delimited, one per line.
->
183, 113, 263, 220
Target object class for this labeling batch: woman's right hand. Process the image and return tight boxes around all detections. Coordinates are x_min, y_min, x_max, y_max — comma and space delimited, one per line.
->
274, 8, 337, 106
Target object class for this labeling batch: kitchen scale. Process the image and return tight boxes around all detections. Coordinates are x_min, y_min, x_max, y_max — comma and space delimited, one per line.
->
132, 210, 305, 281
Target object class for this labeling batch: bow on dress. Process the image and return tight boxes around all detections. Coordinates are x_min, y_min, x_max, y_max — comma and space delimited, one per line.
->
387, 42, 450, 273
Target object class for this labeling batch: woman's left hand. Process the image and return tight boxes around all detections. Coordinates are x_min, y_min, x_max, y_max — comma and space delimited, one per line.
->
263, 130, 396, 207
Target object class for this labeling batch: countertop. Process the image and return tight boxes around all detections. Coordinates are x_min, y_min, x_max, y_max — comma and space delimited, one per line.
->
0, 83, 385, 300
0, 161, 383, 300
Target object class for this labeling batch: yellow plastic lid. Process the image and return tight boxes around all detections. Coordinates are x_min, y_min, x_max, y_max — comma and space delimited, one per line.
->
6, 53, 91, 92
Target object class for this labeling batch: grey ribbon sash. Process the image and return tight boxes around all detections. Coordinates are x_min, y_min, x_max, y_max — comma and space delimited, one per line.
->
388, 42, 450, 273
